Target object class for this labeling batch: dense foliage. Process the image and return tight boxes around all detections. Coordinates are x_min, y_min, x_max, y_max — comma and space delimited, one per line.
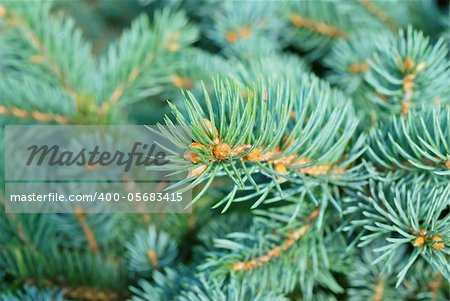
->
0, 1, 449, 300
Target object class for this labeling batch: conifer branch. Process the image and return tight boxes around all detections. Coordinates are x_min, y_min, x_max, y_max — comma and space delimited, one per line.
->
365, 27, 450, 117
5, 212, 33, 249
63, 286, 122, 301
289, 14, 347, 38
359, 0, 398, 31
348, 61, 370, 74
0, 104, 69, 124
98, 10, 198, 109
429, 272, 442, 301
372, 275, 385, 301
231, 208, 319, 272
126, 225, 178, 275
348, 181, 450, 286
162, 78, 363, 211
366, 106, 450, 180
3, 4, 93, 102
1, 1, 448, 299
100, 54, 155, 113
74, 207, 100, 253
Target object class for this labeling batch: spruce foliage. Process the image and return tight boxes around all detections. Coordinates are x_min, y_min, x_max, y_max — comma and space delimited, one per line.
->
0, 0, 449, 300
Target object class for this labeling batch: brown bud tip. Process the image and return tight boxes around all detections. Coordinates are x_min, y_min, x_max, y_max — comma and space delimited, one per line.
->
85, 163, 98, 171
290, 111, 296, 120
231, 144, 250, 156
238, 26, 251, 39
171, 74, 194, 88
416, 61, 426, 72
402, 80, 414, 92
282, 133, 294, 148
74, 206, 85, 218
166, 42, 180, 52
418, 228, 427, 236
431, 235, 445, 250
445, 160, 450, 169
200, 118, 219, 138
348, 62, 369, 74
226, 31, 238, 43
290, 14, 304, 27
147, 250, 159, 268
274, 162, 287, 174
183, 150, 202, 164
413, 236, 425, 247
433, 96, 441, 104
231, 262, 245, 272
213, 143, 231, 160
188, 164, 208, 178
184, 142, 204, 163
401, 101, 412, 116
245, 148, 261, 162
191, 142, 204, 149
403, 57, 415, 72
0, 5, 6, 17
404, 73, 416, 82
309, 208, 320, 220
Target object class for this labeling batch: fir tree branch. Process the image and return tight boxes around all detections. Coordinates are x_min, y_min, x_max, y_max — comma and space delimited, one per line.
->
359, 0, 398, 31
3, 3, 95, 102
365, 27, 450, 117
366, 106, 450, 179
62, 286, 123, 301
289, 14, 347, 38
348, 61, 370, 74
428, 272, 442, 301
0, 104, 69, 124
10, 15, 78, 101
348, 180, 450, 286
372, 275, 385, 301
230, 208, 320, 272
98, 10, 198, 110
0, 74, 75, 124
162, 78, 363, 212
74, 206, 100, 253
323, 30, 392, 106
1, 1, 448, 298
126, 225, 178, 275
3, 212, 33, 250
